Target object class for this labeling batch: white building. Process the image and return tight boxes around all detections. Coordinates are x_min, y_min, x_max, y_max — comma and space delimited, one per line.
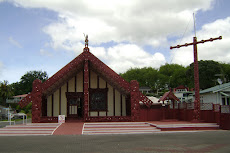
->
199, 82, 230, 105
6, 94, 28, 104
139, 87, 152, 94
173, 85, 194, 103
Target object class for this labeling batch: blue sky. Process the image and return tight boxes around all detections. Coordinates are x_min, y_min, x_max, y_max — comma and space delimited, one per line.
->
0, 0, 230, 84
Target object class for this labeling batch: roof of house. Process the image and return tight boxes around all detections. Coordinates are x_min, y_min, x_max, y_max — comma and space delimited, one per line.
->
40, 48, 131, 96
158, 91, 180, 102
146, 96, 159, 103
200, 82, 230, 94
13, 94, 28, 98
173, 85, 189, 92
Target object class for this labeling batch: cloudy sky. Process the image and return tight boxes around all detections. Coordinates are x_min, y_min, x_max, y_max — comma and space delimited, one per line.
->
0, 0, 229, 83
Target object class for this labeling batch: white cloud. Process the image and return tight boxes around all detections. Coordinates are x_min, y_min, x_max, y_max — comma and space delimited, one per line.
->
10, 0, 214, 48
8, 0, 225, 72
90, 46, 106, 60
171, 17, 230, 66
106, 44, 166, 73
8, 36, 22, 48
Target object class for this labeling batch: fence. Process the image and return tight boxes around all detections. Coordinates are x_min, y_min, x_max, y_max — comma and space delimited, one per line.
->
139, 102, 230, 130
220, 105, 230, 130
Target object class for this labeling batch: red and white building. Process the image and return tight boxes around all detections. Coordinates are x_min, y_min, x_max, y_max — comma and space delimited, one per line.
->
19, 39, 153, 123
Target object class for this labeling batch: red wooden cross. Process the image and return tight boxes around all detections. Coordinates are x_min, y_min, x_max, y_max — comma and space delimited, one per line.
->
170, 36, 222, 121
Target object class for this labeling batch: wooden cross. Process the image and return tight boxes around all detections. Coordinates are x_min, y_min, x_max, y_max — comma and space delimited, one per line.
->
170, 36, 222, 121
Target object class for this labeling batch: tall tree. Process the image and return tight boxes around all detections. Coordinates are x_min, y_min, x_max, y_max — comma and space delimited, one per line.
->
121, 67, 158, 88
186, 60, 222, 89
120, 61, 230, 95
0, 80, 13, 106
220, 63, 230, 83
158, 63, 188, 89
11, 70, 48, 95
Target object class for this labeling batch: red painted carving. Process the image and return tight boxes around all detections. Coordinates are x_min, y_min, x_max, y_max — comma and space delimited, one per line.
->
31, 79, 42, 123
130, 80, 140, 121
19, 79, 43, 123
139, 92, 153, 108
84, 59, 89, 121
19, 93, 32, 108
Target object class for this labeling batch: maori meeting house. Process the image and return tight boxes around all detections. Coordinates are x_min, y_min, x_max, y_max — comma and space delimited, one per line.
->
19, 38, 153, 123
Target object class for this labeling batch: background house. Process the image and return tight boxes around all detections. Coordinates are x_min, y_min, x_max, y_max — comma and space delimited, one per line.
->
6, 94, 28, 104
173, 85, 194, 103
199, 82, 230, 105
139, 87, 152, 94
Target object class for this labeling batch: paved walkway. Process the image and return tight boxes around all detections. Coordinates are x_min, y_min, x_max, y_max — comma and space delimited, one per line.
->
53, 122, 84, 135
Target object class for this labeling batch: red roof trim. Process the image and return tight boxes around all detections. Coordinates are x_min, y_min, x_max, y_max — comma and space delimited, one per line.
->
158, 91, 180, 102
140, 92, 153, 107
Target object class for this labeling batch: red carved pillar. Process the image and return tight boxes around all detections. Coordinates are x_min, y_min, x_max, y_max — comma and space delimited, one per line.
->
193, 37, 200, 121
130, 80, 140, 121
84, 59, 89, 121
31, 79, 43, 123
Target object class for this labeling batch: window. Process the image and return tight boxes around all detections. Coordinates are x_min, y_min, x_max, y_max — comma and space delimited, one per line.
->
89, 88, 108, 111
222, 98, 226, 105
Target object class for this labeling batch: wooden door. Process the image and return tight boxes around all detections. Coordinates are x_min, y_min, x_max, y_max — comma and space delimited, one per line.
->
66, 92, 83, 118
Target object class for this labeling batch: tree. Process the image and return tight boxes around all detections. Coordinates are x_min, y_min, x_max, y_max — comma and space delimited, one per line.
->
220, 63, 230, 83
170, 66, 190, 88
158, 63, 188, 89
121, 67, 158, 88
120, 61, 230, 95
0, 80, 13, 106
120, 65, 190, 95
11, 70, 48, 95
186, 60, 222, 89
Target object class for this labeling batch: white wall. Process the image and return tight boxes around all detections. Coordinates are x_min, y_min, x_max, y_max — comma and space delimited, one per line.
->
202, 93, 217, 104
89, 70, 126, 117
46, 70, 127, 117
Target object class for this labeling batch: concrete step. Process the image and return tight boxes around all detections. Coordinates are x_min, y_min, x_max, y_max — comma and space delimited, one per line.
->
0, 128, 54, 131
150, 123, 220, 131
0, 134, 51, 136
85, 122, 147, 125
83, 127, 157, 131
6, 123, 60, 128
84, 123, 150, 127
83, 122, 161, 135
0, 123, 61, 136
83, 131, 161, 135
0, 130, 53, 134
